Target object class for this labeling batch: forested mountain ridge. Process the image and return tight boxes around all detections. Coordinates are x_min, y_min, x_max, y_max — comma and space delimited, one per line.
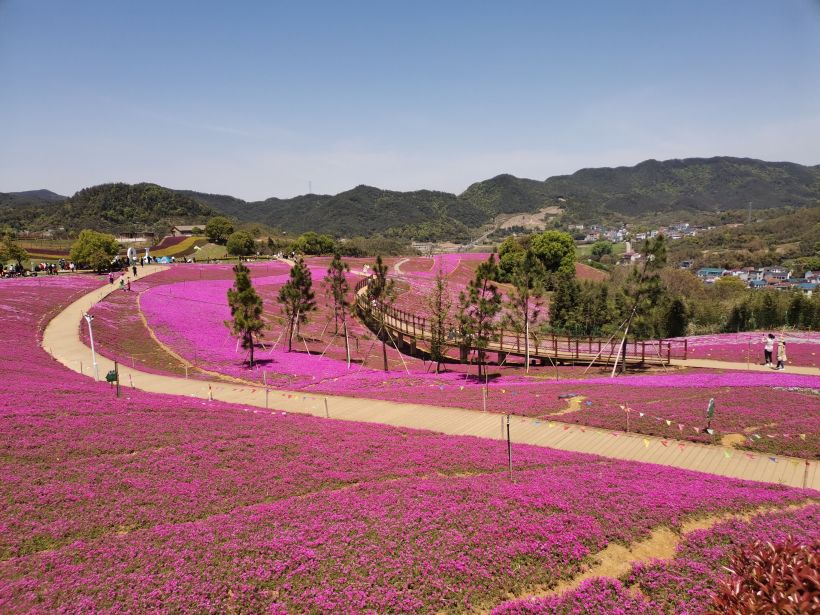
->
4, 157, 819, 238
180, 185, 484, 240
0, 183, 215, 235
541, 157, 820, 218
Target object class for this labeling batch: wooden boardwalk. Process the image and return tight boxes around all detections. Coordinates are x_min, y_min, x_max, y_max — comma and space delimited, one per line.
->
354, 278, 687, 368
42, 266, 819, 490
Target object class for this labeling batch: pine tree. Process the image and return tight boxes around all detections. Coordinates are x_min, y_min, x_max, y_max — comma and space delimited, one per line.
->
786, 293, 805, 327
663, 297, 689, 337
365, 255, 396, 371
324, 253, 351, 366
549, 271, 580, 333
426, 267, 452, 373
457, 255, 502, 380
225, 263, 266, 366
278, 256, 317, 352
505, 251, 545, 372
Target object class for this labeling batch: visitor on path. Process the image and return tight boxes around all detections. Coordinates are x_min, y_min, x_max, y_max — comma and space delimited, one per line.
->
762, 333, 775, 366
132, 264, 137, 277
119, 278, 125, 290
776, 340, 787, 371
126, 279, 131, 292
108, 272, 114, 285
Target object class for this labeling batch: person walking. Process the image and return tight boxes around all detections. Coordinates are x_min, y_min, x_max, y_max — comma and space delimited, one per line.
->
775, 339, 787, 371
108, 271, 114, 285
126, 279, 131, 292
132, 264, 137, 277
762, 333, 775, 366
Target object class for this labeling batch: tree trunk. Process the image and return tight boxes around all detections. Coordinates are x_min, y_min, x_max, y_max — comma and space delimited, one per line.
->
247, 332, 254, 366
524, 308, 530, 374
343, 319, 351, 369
382, 339, 388, 372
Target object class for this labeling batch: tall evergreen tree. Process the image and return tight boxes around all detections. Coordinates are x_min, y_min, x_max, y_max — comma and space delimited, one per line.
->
505, 250, 545, 372
278, 256, 317, 352
324, 253, 351, 366
457, 255, 502, 380
786, 293, 805, 327
225, 263, 266, 366
365, 255, 396, 371
663, 297, 689, 337
549, 271, 580, 333
426, 267, 452, 373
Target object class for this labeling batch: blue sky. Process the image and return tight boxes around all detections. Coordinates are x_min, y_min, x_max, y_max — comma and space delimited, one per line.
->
1, 1, 819, 200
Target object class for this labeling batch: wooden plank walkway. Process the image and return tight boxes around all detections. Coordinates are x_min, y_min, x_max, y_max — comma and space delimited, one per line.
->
42, 266, 819, 491
354, 278, 685, 367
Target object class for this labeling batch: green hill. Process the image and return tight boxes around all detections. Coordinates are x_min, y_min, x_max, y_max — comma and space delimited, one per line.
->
4, 157, 820, 239
180, 185, 484, 240
2, 183, 215, 234
184, 157, 820, 237
539, 157, 820, 219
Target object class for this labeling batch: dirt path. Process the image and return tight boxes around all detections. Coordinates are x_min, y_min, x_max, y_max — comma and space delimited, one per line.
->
42, 265, 819, 490
490, 500, 816, 612
393, 257, 409, 275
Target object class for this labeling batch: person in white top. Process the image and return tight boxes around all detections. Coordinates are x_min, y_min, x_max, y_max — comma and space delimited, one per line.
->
762, 333, 775, 366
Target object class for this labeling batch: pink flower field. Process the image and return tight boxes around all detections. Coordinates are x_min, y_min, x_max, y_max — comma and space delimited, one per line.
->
2, 273, 818, 612
109, 263, 820, 459
672, 331, 820, 367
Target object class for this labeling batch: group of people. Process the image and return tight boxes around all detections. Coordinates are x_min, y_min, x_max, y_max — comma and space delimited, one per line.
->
108, 266, 138, 292
762, 334, 787, 370
1, 260, 76, 278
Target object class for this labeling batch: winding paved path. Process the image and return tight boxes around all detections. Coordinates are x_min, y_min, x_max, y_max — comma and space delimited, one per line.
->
42, 266, 819, 490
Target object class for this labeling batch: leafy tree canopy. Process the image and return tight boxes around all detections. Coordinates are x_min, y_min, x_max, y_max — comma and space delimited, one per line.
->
293, 231, 336, 255
206, 216, 235, 245
69, 229, 120, 272
530, 230, 576, 274
226, 230, 256, 256
0, 237, 29, 266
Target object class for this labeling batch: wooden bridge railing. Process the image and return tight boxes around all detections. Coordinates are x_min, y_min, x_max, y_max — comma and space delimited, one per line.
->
354, 276, 688, 364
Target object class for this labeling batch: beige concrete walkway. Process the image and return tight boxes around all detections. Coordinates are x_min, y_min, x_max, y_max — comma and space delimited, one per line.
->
42, 267, 819, 490
670, 358, 820, 375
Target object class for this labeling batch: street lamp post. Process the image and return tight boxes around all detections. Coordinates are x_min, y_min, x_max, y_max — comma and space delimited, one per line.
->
83, 313, 99, 381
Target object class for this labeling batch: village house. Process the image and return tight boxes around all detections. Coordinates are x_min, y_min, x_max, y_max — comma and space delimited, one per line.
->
169, 225, 204, 237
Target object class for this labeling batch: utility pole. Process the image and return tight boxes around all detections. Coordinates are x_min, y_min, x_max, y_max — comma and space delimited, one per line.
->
748, 201, 752, 225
